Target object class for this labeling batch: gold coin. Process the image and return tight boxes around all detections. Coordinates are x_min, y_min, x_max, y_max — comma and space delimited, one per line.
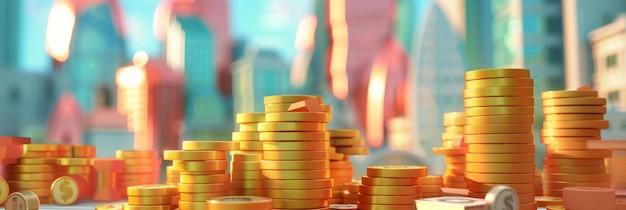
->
465, 124, 533, 134
178, 182, 230, 193
239, 123, 259, 132
262, 169, 330, 179
465, 163, 535, 173
232, 132, 260, 141
266, 188, 331, 199
329, 151, 345, 161
466, 181, 534, 193
546, 149, 612, 158
260, 160, 329, 170
231, 161, 260, 170
173, 160, 228, 171
542, 172, 610, 182
0, 178, 7, 204
127, 184, 178, 196
17, 158, 56, 165
178, 201, 207, 210
71, 144, 96, 158
543, 106, 606, 114
358, 194, 419, 205
417, 175, 444, 185
330, 138, 365, 147
542, 97, 606, 106
263, 141, 329, 151
264, 95, 323, 104
260, 132, 329, 141
123, 203, 171, 210
51, 176, 88, 205
6, 191, 40, 210
272, 198, 329, 209
258, 122, 327, 132
335, 146, 369, 155
464, 134, 534, 144
21, 151, 65, 158
545, 142, 592, 150
232, 153, 262, 162
543, 120, 609, 129
465, 106, 534, 116
543, 165, 606, 174
182, 141, 239, 151
445, 126, 465, 133
264, 178, 333, 190
23, 144, 64, 152
432, 147, 466, 155
239, 141, 263, 151
330, 129, 360, 138
466, 153, 534, 163
465, 172, 535, 183
468, 144, 535, 154
546, 205, 566, 210
541, 136, 598, 144
179, 192, 229, 202
122, 158, 158, 165
95, 203, 124, 210
367, 166, 428, 178
443, 112, 465, 126
8, 173, 55, 181
56, 158, 90, 166
115, 150, 157, 159
465, 68, 530, 80
541, 90, 597, 99
463, 87, 533, 98
540, 128, 600, 137
465, 115, 534, 125
543, 158, 605, 166
7, 181, 50, 189
359, 185, 420, 195
264, 103, 332, 113
357, 203, 415, 210
207, 196, 273, 210
231, 179, 264, 188
465, 78, 533, 88
444, 155, 466, 164
231, 171, 263, 180
229, 189, 265, 196
236, 113, 266, 124
263, 151, 329, 160
265, 112, 331, 123
420, 185, 444, 193
127, 196, 171, 205
163, 150, 226, 160
331, 169, 353, 178
544, 114, 604, 121
330, 161, 352, 169
7, 164, 54, 173
122, 165, 155, 173
543, 181, 610, 189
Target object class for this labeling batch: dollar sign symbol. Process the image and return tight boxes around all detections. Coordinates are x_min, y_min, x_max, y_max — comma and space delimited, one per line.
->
59, 179, 73, 202
504, 195, 514, 210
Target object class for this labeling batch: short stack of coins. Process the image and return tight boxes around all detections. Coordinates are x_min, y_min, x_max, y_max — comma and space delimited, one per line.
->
418, 175, 444, 198
125, 184, 178, 210
540, 89, 611, 197
342, 180, 359, 204
165, 166, 179, 185
6, 191, 40, 210
230, 153, 264, 196
0, 136, 30, 179
435, 112, 467, 189
164, 141, 235, 210
358, 166, 426, 210
55, 144, 97, 198
233, 113, 265, 156
330, 129, 369, 157
8, 144, 72, 204
260, 95, 332, 209
328, 147, 349, 204
115, 150, 160, 197
535, 169, 543, 196
462, 68, 537, 210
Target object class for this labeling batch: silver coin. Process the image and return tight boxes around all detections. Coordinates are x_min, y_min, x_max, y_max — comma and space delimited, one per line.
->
485, 185, 518, 210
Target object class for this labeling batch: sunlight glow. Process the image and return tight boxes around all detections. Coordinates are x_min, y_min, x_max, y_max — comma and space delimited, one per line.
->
45, 1, 75, 62
329, 0, 349, 99
367, 57, 388, 148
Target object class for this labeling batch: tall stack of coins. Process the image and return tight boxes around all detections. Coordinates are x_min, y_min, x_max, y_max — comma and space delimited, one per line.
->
342, 180, 359, 204
330, 129, 369, 156
164, 141, 235, 210
535, 169, 543, 196
328, 147, 348, 204
261, 95, 332, 209
540, 89, 611, 197
165, 166, 179, 185
434, 112, 467, 189
358, 166, 426, 210
230, 153, 264, 196
462, 68, 537, 210
233, 113, 265, 156
8, 144, 72, 204
125, 184, 178, 210
115, 150, 160, 197
0, 136, 30, 178
418, 175, 444, 198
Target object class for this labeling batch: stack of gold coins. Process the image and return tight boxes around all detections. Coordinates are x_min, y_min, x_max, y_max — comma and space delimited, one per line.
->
328, 147, 349, 204
206, 196, 273, 210
462, 68, 537, 210
233, 113, 265, 156
535, 169, 543, 196
358, 166, 426, 210
8, 144, 72, 204
125, 184, 178, 210
540, 89, 611, 197
115, 150, 160, 197
418, 175, 444, 198
0, 136, 31, 178
230, 153, 264, 196
330, 129, 369, 156
264, 96, 332, 114
342, 180, 359, 204
435, 112, 467, 189
261, 95, 332, 209
56, 158, 92, 197
164, 141, 235, 210
165, 166, 179, 185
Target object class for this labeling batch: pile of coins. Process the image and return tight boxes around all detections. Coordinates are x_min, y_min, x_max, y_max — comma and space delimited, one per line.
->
165, 166, 179, 185
164, 141, 235, 210
462, 68, 537, 210
51, 175, 90, 205
230, 153, 264, 196
125, 184, 178, 210
116, 150, 161, 197
206, 196, 273, 210
540, 89, 611, 197
54, 144, 97, 203
233, 113, 265, 156
330, 129, 369, 156
358, 166, 426, 210
342, 180, 359, 204
329, 129, 366, 204
418, 175, 444, 198
261, 95, 332, 209
435, 112, 467, 189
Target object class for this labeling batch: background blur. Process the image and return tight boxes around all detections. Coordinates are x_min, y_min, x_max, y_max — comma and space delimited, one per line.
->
2, 0, 626, 176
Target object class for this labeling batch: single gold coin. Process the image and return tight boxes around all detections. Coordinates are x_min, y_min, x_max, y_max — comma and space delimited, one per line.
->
95, 203, 124, 210
335, 146, 369, 155
7, 181, 51, 190
543, 106, 606, 114
359, 185, 420, 196
331, 169, 353, 177
544, 114, 604, 121
5, 191, 40, 210
444, 155, 466, 163
543, 158, 605, 166
465, 124, 533, 134
465, 78, 534, 88
238, 141, 263, 151
432, 147, 467, 155
206, 196, 273, 210
541, 136, 598, 144
0, 177, 8, 204
57, 158, 90, 166
463, 87, 533, 98
543, 120, 609, 129
177, 182, 230, 193
360, 176, 419, 186
51, 175, 88, 205
330, 129, 360, 138
466, 153, 534, 163
330, 138, 365, 146
239, 123, 259, 132
258, 122, 327, 132
260, 160, 329, 170
236, 113, 266, 123
545, 142, 591, 150
465, 68, 530, 80
445, 126, 465, 133
262, 169, 330, 179
467, 144, 535, 154
7, 164, 54, 173
262, 141, 329, 151
229, 189, 265, 196
417, 175, 444, 185
542, 172, 610, 182
543, 181, 611, 189
260, 131, 329, 141
465, 172, 535, 183
264, 95, 323, 104
179, 192, 229, 202
123, 203, 171, 210
232, 132, 260, 141
127, 196, 171, 205
263, 151, 329, 160
178, 201, 207, 209
16, 158, 56, 165
163, 150, 226, 160
540, 128, 600, 137
420, 185, 444, 193
172, 160, 228, 171
358, 194, 419, 205
443, 112, 466, 126
465, 115, 534, 125
465, 163, 535, 173
541, 90, 597, 99
542, 97, 606, 106
272, 198, 329, 209
367, 166, 428, 178
543, 165, 606, 174
264, 178, 333, 190
127, 184, 178, 196
464, 134, 534, 144
545, 149, 612, 158
182, 141, 239, 151
231, 179, 264, 189
265, 112, 331, 123
8, 173, 55, 181
115, 150, 157, 159
546, 205, 566, 210
232, 153, 262, 162
330, 161, 352, 169
465, 106, 534, 116
466, 181, 534, 193
266, 188, 332, 199
231, 170, 263, 180
23, 143, 64, 152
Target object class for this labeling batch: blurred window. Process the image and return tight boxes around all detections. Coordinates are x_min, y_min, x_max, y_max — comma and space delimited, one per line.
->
545, 16, 562, 34
606, 54, 618, 68
544, 0, 560, 4
8, 86, 19, 104
523, 15, 541, 34
546, 46, 563, 64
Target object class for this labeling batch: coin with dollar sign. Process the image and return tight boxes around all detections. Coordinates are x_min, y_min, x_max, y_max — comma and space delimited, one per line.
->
485, 185, 518, 210
51, 176, 84, 205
